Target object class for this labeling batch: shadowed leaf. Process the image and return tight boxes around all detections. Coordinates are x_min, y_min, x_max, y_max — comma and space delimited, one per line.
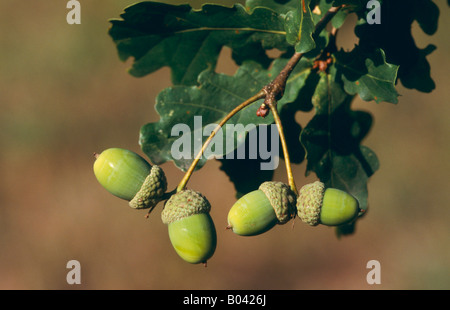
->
109, 2, 289, 85
354, 0, 439, 93
300, 65, 379, 236
218, 126, 276, 198
335, 47, 399, 104
140, 58, 313, 171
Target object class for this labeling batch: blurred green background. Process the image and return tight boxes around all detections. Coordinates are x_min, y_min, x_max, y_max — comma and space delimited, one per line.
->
0, 0, 448, 289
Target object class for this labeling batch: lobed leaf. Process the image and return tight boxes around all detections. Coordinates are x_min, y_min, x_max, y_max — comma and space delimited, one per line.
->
335, 47, 399, 104
354, 0, 439, 93
139, 58, 313, 171
109, 2, 290, 85
310, 0, 348, 29
245, 0, 300, 15
284, 0, 316, 53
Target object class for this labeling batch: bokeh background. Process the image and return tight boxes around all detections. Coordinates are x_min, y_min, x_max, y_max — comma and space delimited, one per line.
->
0, 0, 448, 290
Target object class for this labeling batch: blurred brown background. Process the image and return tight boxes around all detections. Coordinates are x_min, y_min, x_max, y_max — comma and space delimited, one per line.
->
0, 0, 448, 290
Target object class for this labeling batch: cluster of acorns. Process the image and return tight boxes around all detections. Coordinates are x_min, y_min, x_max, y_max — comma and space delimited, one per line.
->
93, 148, 360, 265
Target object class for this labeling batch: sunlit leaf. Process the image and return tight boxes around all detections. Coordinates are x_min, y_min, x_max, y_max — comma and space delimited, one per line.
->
284, 0, 316, 53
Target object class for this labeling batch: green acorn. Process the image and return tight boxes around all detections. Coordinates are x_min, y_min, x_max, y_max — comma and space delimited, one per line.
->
296, 181, 359, 226
161, 189, 217, 265
93, 148, 167, 209
227, 181, 297, 236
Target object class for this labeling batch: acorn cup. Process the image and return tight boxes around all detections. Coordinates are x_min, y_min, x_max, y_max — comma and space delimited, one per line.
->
93, 148, 167, 210
227, 181, 297, 236
161, 189, 217, 265
296, 181, 360, 226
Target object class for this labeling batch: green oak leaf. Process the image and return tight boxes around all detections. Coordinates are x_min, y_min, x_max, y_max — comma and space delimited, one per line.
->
335, 47, 399, 104
248, 0, 351, 31
311, 66, 349, 114
300, 65, 379, 236
108, 2, 289, 85
330, 8, 348, 30
245, 0, 299, 15
309, 0, 346, 29
354, 0, 439, 92
140, 58, 313, 171
285, 0, 316, 53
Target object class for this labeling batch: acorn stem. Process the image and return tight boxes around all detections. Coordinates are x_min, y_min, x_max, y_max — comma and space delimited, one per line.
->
145, 187, 177, 218
268, 101, 298, 196
161, 188, 177, 200
176, 90, 266, 192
